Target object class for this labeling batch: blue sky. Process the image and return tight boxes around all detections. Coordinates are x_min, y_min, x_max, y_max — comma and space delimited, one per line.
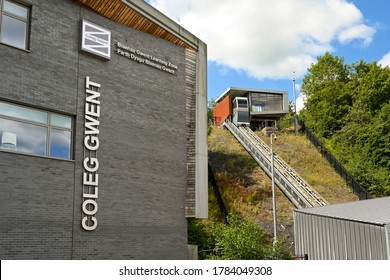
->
146, 0, 390, 108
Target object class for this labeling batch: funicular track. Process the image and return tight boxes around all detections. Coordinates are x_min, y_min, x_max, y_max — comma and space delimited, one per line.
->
223, 120, 328, 209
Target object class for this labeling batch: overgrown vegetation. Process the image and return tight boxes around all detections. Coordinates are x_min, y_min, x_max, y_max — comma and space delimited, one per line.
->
192, 55, 389, 258
207, 98, 216, 135
257, 125, 357, 205
299, 53, 390, 196
188, 213, 292, 260
190, 122, 358, 259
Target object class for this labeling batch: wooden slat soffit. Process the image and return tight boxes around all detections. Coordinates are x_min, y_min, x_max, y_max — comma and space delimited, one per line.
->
74, 0, 196, 50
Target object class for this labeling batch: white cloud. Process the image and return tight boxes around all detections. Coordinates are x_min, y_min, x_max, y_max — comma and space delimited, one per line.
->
292, 83, 306, 112
296, 93, 307, 113
379, 51, 390, 68
149, 0, 375, 80
338, 24, 375, 46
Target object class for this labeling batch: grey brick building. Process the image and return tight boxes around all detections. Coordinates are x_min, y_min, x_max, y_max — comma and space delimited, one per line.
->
0, 0, 207, 259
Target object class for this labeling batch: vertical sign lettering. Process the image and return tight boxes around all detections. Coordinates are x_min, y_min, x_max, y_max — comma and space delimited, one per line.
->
82, 76, 101, 231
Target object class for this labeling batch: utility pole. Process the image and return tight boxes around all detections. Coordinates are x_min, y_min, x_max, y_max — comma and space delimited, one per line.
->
270, 133, 277, 246
292, 71, 298, 136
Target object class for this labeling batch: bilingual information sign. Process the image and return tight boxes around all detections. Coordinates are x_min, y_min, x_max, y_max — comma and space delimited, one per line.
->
81, 19, 111, 59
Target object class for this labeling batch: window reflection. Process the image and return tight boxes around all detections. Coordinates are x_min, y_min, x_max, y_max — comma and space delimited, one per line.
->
51, 114, 72, 129
0, 101, 73, 159
0, 119, 47, 155
251, 93, 283, 112
4, 0, 28, 18
1, 0, 29, 49
0, 102, 47, 123
50, 129, 71, 159
1, 15, 26, 49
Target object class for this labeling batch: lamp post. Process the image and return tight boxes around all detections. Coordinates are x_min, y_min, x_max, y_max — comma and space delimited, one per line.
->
270, 133, 277, 245
292, 71, 298, 136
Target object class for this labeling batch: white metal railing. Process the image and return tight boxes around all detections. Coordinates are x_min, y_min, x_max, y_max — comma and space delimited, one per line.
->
223, 120, 328, 208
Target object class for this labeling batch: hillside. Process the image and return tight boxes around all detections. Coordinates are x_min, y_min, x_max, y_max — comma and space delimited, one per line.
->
208, 125, 359, 246
299, 53, 390, 196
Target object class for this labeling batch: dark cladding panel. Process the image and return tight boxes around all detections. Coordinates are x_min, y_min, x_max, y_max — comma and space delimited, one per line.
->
0, 0, 201, 260
70, 6, 188, 259
0, 153, 74, 259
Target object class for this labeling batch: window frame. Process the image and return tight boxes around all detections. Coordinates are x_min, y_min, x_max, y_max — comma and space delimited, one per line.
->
0, 0, 31, 50
0, 101, 74, 160
250, 93, 284, 112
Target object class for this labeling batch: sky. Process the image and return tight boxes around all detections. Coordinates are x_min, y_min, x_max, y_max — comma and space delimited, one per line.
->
146, 0, 390, 110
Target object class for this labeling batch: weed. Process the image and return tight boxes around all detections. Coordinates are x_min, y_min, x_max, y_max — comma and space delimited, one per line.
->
206, 125, 359, 257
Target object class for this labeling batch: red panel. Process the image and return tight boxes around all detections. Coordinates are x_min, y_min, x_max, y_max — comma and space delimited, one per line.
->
213, 96, 232, 126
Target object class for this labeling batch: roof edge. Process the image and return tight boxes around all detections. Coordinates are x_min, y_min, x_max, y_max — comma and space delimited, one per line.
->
121, 0, 201, 50
215, 87, 288, 104
294, 209, 387, 227
294, 196, 390, 226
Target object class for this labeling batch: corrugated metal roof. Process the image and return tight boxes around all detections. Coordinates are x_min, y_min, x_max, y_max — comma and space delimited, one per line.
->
295, 196, 390, 226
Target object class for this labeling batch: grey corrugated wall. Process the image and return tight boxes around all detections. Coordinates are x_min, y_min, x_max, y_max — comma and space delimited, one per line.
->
294, 211, 390, 260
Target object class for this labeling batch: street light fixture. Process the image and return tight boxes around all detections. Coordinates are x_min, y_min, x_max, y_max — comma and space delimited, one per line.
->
270, 133, 277, 245
292, 71, 298, 136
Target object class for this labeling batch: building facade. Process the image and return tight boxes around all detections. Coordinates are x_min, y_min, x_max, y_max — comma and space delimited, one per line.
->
0, 0, 207, 259
213, 87, 289, 128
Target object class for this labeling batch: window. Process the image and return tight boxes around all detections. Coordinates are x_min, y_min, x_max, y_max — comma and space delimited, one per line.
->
251, 93, 283, 112
0, 0, 30, 49
237, 99, 248, 108
0, 101, 73, 159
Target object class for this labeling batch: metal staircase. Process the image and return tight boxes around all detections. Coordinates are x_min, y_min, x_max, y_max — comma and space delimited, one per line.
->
223, 120, 328, 209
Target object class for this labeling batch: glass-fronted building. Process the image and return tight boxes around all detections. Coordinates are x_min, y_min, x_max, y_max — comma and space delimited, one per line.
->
213, 87, 289, 128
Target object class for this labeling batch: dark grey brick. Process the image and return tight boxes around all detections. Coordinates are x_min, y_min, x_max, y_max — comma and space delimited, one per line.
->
0, 0, 189, 260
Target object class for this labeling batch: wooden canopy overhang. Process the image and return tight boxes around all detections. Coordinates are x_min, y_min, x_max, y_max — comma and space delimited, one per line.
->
74, 0, 198, 50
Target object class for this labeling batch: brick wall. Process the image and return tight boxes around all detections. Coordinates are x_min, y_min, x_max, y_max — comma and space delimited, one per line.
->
0, 153, 74, 259
0, 0, 190, 259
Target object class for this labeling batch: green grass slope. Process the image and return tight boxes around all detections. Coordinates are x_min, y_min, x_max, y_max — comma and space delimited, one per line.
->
208, 125, 359, 246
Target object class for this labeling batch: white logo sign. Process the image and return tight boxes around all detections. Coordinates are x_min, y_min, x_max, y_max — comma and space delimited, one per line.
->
81, 20, 111, 59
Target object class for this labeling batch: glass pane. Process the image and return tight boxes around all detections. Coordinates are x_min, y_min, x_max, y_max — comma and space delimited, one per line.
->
252, 102, 264, 112
0, 101, 47, 123
238, 99, 247, 108
258, 94, 267, 102
251, 94, 263, 112
51, 114, 72, 129
50, 129, 71, 159
268, 95, 275, 111
0, 118, 47, 155
275, 95, 283, 110
4, 1, 28, 18
1, 15, 27, 49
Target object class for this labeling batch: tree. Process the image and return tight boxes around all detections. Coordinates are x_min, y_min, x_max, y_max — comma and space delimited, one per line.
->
357, 63, 390, 115
300, 54, 390, 197
207, 98, 216, 135
300, 53, 352, 138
